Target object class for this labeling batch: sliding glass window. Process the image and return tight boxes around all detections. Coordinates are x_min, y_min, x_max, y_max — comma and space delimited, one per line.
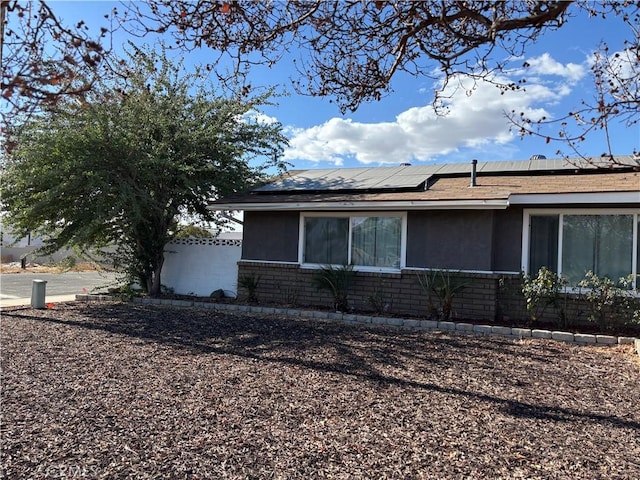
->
525, 210, 638, 287
302, 213, 405, 271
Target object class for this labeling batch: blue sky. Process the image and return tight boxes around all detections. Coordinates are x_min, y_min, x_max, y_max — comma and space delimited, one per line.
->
41, 2, 640, 169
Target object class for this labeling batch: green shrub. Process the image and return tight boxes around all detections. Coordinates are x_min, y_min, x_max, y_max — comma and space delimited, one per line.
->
238, 273, 261, 303
577, 271, 638, 332
107, 283, 140, 301
312, 264, 354, 312
521, 267, 567, 324
57, 255, 77, 272
174, 224, 214, 238
521, 268, 639, 332
417, 270, 466, 321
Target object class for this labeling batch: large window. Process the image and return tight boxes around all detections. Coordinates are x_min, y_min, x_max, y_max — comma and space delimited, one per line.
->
524, 210, 639, 287
303, 217, 349, 265
302, 213, 405, 270
528, 215, 559, 275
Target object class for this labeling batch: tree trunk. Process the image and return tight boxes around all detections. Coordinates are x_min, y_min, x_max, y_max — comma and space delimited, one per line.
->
148, 254, 164, 297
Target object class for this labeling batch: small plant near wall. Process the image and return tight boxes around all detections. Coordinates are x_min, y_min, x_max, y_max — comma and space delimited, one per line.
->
417, 270, 466, 321
577, 271, 639, 332
107, 283, 140, 301
368, 278, 393, 314
238, 273, 261, 304
312, 264, 354, 312
521, 267, 567, 324
278, 283, 299, 307
416, 271, 440, 318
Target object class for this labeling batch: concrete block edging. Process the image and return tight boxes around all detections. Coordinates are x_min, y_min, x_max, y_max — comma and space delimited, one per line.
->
80, 295, 640, 356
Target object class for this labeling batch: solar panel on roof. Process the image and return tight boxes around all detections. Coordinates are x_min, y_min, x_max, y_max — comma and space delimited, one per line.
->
371, 176, 432, 189
253, 165, 431, 192
252, 157, 630, 193
409, 165, 443, 174
352, 167, 402, 178
528, 159, 569, 171
432, 163, 471, 175
480, 161, 529, 172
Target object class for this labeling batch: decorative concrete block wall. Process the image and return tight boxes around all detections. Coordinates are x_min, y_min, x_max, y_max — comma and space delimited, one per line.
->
162, 237, 242, 297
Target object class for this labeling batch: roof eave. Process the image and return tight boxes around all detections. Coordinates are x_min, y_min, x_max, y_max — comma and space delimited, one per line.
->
509, 191, 640, 205
208, 199, 510, 212
209, 191, 640, 212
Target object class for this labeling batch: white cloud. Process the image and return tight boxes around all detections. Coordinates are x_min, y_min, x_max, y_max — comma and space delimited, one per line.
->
519, 53, 586, 84
283, 54, 583, 166
590, 47, 639, 103
243, 110, 279, 125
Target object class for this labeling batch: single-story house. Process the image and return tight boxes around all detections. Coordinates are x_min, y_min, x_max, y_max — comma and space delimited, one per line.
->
210, 156, 640, 321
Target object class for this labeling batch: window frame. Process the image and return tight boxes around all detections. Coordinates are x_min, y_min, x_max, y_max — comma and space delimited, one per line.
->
299, 211, 407, 272
522, 208, 640, 289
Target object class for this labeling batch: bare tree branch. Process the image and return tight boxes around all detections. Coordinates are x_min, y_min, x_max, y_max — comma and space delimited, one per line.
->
508, 5, 639, 167
2, 0, 638, 163
1, 0, 117, 134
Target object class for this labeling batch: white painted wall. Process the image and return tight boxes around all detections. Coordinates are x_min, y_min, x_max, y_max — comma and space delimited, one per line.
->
162, 236, 242, 297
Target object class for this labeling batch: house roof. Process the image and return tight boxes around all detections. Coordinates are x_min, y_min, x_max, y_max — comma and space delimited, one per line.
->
210, 157, 640, 211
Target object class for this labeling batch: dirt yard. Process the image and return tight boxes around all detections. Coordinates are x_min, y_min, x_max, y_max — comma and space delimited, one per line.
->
1, 302, 639, 479
0, 261, 106, 274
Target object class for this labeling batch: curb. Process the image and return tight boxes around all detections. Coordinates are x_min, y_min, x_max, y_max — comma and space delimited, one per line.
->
76, 294, 640, 357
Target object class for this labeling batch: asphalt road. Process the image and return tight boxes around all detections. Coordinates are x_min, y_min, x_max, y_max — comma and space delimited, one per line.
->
0, 271, 119, 300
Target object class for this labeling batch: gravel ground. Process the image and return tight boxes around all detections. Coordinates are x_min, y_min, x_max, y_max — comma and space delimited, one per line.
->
1, 302, 639, 480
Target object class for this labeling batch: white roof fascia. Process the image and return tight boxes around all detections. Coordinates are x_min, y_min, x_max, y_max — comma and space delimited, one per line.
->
208, 199, 510, 211
509, 191, 640, 205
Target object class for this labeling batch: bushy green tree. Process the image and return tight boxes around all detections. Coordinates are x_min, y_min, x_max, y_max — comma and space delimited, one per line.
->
1, 45, 288, 296
174, 224, 214, 239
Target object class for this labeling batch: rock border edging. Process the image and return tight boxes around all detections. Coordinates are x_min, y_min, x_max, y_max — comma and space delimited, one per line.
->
75, 294, 640, 357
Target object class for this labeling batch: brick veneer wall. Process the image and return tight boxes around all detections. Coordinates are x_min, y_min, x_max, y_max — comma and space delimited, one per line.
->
237, 261, 522, 321
237, 262, 640, 325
